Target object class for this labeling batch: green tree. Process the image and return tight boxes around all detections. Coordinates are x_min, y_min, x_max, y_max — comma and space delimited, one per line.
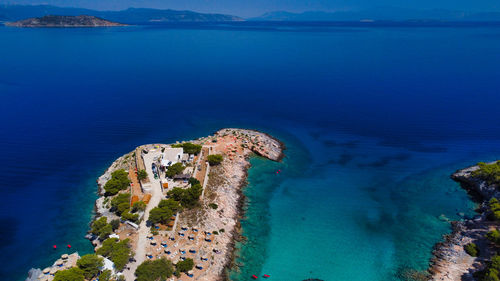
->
117, 202, 131, 216
207, 154, 223, 165
488, 229, 500, 245
104, 170, 131, 196
176, 258, 194, 273
99, 224, 113, 240
135, 258, 174, 281
132, 201, 146, 213
165, 163, 185, 178
53, 267, 85, 281
110, 219, 120, 231
149, 199, 181, 224
76, 254, 103, 279
137, 169, 148, 181
96, 238, 131, 271
121, 211, 139, 223
464, 243, 480, 257
99, 269, 112, 281
91, 217, 108, 235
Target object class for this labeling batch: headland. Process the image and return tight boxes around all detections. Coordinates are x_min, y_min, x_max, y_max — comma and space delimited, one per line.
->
28, 128, 284, 281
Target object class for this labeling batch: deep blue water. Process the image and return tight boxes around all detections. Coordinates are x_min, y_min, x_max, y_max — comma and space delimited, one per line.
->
1, 22, 500, 281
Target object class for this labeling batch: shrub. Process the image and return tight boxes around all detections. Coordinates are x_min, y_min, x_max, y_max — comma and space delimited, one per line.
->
53, 267, 85, 281
135, 258, 174, 281
464, 243, 480, 257
209, 203, 218, 210
76, 254, 103, 279
137, 169, 148, 181
207, 154, 223, 165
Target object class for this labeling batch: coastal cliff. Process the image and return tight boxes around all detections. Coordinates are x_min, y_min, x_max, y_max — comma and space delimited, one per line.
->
28, 128, 284, 281
5, 15, 126, 27
429, 162, 500, 281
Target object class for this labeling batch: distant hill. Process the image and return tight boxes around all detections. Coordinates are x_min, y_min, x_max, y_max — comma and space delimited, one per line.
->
5, 15, 126, 27
0, 5, 244, 24
250, 7, 500, 21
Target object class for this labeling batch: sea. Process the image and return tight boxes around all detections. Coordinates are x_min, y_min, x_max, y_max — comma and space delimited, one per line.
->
1, 21, 500, 281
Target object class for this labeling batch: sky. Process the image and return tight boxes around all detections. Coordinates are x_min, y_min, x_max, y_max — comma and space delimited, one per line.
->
1, 0, 499, 17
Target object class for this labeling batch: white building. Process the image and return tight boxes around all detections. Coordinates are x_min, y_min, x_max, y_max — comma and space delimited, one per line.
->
161, 148, 183, 167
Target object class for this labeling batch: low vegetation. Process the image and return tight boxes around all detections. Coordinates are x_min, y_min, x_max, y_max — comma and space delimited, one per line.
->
487, 229, 500, 245
172, 142, 202, 155
135, 258, 174, 281
137, 169, 148, 181
489, 198, 500, 221
176, 258, 194, 273
96, 238, 132, 271
104, 170, 131, 196
474, 255, 500, 281
207, 154, 223, 165
472, 161, 500, 186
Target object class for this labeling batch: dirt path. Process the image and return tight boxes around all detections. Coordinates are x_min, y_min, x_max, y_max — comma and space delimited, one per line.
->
123, 151, 164, 281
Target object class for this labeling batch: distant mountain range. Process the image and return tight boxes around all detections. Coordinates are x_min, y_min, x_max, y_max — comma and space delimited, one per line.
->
2, 5, 500, 24
0, 5, 243, 24
250, 7, 500, 21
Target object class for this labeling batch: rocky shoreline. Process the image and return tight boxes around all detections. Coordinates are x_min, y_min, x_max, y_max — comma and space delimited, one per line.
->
27, 128, 284, 281
429, 162, 499, 281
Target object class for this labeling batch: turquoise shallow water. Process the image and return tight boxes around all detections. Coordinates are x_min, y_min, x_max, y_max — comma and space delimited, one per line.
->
1, 23, 500, 280
231, 127, 496, 281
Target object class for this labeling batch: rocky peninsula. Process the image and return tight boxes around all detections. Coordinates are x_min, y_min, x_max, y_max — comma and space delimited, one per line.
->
429, 161, 500, 281
6, 15, 126, 27
29, 128, 284, 281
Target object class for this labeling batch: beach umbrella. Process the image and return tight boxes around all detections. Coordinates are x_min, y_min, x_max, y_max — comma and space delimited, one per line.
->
42, 268, 50, 274
161, 241, 167, 245
150, 240, 157, 245
61, 254, 69, 260
55, 259, 63, 266
147, 233, 153, 238
146, 252, 152, 257
49, 268, 58, 275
